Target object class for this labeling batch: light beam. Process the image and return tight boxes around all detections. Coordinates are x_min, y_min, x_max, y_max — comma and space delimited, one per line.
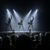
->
29, 9, 39, 21
32, 9, 39, 18
23, 9, 32, 31
13, 9, 21, 22
6, 9, 12, 19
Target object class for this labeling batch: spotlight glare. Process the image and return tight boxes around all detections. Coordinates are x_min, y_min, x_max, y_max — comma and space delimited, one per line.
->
23, 9, 32, 24
6, 9, 11, 19
22, 10, 32, 31
25, 9, 32, 18
29, 9, 39, 23
13, 9, 21, 22
32, 9, 39, 18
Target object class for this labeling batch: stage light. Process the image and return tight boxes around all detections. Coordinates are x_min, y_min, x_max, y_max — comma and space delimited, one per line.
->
29, 9, 39, 21
23, 10, 32, 31
6, 9, 12, 19
13, 9, 21, 22
25, 9, 32, 19
32, 9, 39, 18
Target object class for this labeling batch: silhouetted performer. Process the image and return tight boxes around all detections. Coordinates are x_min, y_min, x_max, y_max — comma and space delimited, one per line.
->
18, 19, 24, 29
28, 17, 34, 32
5, 16, 13, 31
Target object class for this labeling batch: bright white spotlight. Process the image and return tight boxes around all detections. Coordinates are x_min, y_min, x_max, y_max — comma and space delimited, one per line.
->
23, 9, 32, 24
6, 9, 11, 19
30, 9, 39, 21
22, 9, 32, 31
32, 9, 39, 18
13, 9, 21, 22
25, 9, 32, 18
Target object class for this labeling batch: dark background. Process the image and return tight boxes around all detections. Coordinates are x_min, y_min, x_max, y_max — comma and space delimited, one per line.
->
0, 0, 50, 32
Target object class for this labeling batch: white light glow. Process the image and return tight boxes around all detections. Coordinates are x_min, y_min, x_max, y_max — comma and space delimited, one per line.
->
25, 10, 32, 19
6, 9, 11, 19
23, 10, 32, 31
6, 9, 39, 32
29, 9, 39, 21
32, 9, 39, 18
13, 9, 21, 22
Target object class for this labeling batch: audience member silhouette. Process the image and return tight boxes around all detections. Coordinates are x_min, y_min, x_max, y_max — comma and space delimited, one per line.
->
0, 36, 3, 48
11, 35, 16, 48
2, 35, 10, 48
0, 32, 49, 49
16, 35, 33, 49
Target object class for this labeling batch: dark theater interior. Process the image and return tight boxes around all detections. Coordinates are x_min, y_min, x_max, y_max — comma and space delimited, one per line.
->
0, 0, 50, 49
